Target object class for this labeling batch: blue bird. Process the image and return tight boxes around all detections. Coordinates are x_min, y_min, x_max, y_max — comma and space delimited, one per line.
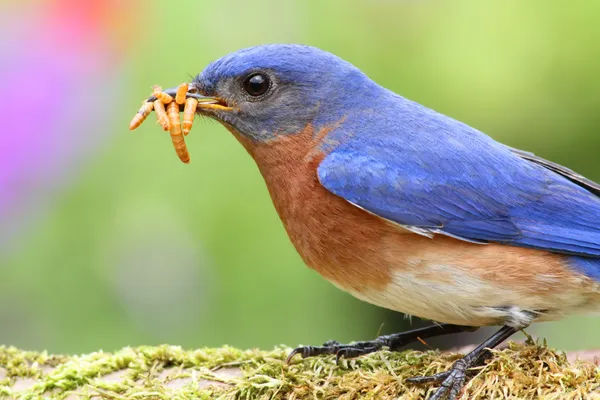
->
136, 44, 600, 399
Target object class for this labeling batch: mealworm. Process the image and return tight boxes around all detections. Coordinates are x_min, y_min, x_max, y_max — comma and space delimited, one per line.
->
182, 98, 198, 136
129, 101, 154, 130
175, 82, 188, 105
153, 100, 170, 131
153, 90, 173, 104
167, 101, 190, 163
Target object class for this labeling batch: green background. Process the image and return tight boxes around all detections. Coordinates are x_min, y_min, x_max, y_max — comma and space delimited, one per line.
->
2, 0, 600, 354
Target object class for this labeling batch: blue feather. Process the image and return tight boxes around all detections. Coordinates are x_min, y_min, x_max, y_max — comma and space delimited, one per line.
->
317, 92, 600, 263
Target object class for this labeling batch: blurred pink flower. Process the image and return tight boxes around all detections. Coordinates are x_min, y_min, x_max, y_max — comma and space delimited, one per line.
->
0, 1, 139, 254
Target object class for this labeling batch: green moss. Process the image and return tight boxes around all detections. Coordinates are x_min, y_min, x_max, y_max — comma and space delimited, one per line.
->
0, 339, 598, 399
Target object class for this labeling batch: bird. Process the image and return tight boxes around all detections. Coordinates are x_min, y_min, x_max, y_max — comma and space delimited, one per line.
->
167, 44, 600, 399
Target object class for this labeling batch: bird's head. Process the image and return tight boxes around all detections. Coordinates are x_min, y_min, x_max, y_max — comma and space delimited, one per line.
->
189, 44, 380, 144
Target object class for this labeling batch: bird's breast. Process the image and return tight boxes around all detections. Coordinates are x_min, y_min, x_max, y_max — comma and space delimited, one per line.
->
231, 123, 398, 293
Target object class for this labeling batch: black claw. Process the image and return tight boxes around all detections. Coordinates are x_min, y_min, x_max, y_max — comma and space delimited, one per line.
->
334, 347, 356, 362
286, 343, 341, 363
337, 345, 381, 362
285, 348, 300, 364
409, 361, 467, 400
406, 371, 450, 384
287, 341, 384, 365
285, 346, 310, 363
429, 387, 449, 400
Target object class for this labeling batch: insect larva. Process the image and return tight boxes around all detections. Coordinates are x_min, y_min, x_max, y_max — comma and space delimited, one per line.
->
182, 98, 198, 136
129, 83, 197, 163
129, 101, 153, 130
167, 101, 190, 163
153, 90, 173, 104
153, 100, 170, 131
175, 83, 188, 104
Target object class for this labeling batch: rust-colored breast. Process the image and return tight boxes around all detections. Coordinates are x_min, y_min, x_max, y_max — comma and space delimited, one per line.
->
227, 124, 398, 292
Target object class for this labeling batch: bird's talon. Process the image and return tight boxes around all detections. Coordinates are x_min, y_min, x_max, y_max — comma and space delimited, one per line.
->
428, 387, 450, 400
286, 345, 325, 363
285, 348, 301, 364
337, 347, 367, 360
406, 370, 451, 384
408, 359, 470, 400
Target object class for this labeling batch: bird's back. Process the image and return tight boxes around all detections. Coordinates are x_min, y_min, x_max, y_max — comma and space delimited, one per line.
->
320, 89, 600, 265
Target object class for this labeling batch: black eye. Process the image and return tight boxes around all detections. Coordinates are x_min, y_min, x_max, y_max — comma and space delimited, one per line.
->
243, 73, 270, 97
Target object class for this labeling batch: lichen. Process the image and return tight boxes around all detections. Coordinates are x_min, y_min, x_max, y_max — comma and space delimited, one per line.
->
0, 338, 598, 399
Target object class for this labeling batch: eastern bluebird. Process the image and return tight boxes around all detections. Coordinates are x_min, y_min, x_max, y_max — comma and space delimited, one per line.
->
151, 45, 600, 399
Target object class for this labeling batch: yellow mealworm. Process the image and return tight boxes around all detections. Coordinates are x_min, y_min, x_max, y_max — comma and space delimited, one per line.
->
153, 90, 173, 104
153, 100, 170, 131
167, 101, 190, 163
182, 98, 198, 136
129, 101, 153, 130
175, 82, 188, 104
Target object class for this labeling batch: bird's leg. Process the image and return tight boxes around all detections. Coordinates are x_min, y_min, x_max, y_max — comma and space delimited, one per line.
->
407, 325, 518, 400
286, 324, 478, 363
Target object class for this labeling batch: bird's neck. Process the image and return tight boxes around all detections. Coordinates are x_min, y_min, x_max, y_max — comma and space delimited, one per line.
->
225, 123, 331, 220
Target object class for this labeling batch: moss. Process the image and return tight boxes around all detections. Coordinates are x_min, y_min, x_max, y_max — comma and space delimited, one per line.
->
0, 338, 598, 399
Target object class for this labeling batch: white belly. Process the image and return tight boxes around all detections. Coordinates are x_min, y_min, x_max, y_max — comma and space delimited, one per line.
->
331, 263, 598, 328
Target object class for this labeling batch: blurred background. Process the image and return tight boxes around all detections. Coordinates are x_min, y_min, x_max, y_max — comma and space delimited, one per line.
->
1, 0, 600, 355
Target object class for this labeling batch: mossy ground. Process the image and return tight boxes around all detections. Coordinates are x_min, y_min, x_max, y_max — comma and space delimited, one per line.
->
0, 338, 598, 399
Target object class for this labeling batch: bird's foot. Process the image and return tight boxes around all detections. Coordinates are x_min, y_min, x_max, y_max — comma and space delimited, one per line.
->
406, 325, 519, 400
286, 339, 384, 363
407, 357, 475, 400
286, 324, 478, 364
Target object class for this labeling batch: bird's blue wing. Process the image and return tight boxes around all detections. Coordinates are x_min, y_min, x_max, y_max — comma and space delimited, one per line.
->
317, 121, 600, 258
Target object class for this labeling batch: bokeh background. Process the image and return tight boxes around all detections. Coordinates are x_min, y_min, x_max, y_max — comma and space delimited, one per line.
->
2, 0, 600, 355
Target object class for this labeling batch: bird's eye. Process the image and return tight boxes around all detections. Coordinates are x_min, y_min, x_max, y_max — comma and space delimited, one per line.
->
243, 73, 270, 97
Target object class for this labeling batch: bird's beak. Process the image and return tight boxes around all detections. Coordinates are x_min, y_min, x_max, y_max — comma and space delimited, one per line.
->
147, 86, 233, 112
193, 96, 233, 112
